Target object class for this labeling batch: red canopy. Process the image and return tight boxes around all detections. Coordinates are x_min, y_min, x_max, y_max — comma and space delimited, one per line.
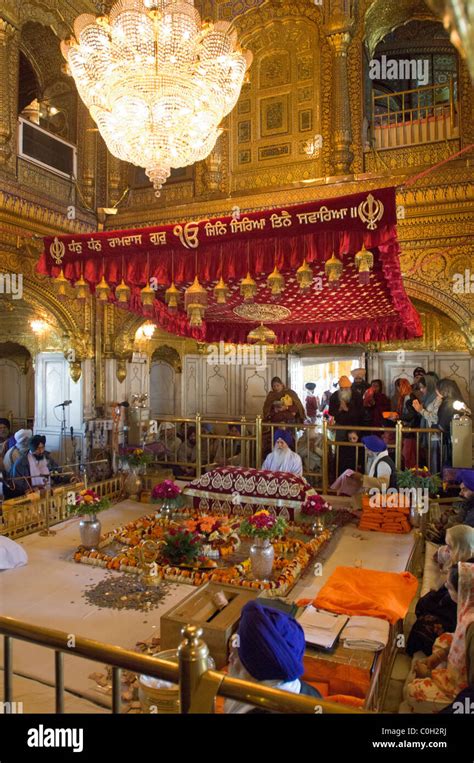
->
37, 187, 422, 345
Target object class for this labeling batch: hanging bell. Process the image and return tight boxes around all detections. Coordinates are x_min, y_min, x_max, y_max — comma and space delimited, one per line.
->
74, 275, 89, 300
165, 281, 180, 312
188, 304, 205, 328
141, 283, 155, 314
325, 253, 343, 288
214, 276, 229, 305
296, 259, 313, 290
96, 274, 110, 301
53, 268, 69, 299
247, 323, 277, 344
115, 278, 131, 304
354, 244, 374, 286
240, 272, 258, 302
267, 265, 285, 296
185, 276, 208, 321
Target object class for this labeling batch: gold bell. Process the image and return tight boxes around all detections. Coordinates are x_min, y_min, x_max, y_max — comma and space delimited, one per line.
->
54, 268, 69, 299
165, 282, 180, 312
115, 278, 131, 304
247, 323, 277, 344
354, 244, 374, 285
267, 265, 285, 296
296, 259, 313, 290
188, 304, 205, 328
214, 276, 229, 305
96, 275, 110, 301
74, 275, 89, 300
141, 283, 155, 313
325, 253, 343, 288
240, 272, 258, 302
184, 276, 207, 318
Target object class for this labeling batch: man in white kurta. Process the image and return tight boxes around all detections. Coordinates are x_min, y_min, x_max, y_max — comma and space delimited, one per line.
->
261, 429, 303, 477
0, 536, 28, 570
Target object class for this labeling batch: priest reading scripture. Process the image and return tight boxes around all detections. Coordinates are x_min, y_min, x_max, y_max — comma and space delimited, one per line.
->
262, 429, 303, 476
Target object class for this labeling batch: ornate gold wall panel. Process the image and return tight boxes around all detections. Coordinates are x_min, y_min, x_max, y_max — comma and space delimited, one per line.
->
378, 301, 470, 352
230, 0, 324, 191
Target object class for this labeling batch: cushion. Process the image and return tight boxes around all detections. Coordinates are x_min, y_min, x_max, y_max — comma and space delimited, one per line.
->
184, 466, 315, 521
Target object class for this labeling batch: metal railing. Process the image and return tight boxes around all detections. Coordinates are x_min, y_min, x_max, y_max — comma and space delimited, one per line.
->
0, 617, 363, 715
140, 415, 443, 489
0, 476, 123, 539
372, 79, 458, 148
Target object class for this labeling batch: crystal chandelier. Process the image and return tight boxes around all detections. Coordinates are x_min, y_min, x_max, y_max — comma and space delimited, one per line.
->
62, 0, 252, 195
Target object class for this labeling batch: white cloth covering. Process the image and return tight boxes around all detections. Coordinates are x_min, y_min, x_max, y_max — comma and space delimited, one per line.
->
341, 616, 390, 651
0, 536, 28, 570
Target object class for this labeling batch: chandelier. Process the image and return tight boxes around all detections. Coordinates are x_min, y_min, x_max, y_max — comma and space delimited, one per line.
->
62, 0, 252, 195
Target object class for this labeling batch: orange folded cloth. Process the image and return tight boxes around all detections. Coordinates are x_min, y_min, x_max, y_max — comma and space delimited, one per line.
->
313, 566, 418, 624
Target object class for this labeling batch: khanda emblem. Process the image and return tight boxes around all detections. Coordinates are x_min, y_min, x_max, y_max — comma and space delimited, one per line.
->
173, 221, 200, 249
50, 236, 66, 264
358, 194, 384, 230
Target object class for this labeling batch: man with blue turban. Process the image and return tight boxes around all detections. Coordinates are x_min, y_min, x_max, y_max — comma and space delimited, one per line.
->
350, 434, 397, 491
261, 428, 303, 476
456, 469, 474, 527
224, 601, 321, 713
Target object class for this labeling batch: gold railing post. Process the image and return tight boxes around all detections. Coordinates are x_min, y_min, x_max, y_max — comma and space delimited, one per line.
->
4, 635, 13, 707
178, 625, 209, 714
55, 650, 64, 714
322, 418, 329, 494
112, 666, 122, 713
195, 413, 202, 478
449, 75, 455, 128
255, 415, 262, 468
395, 420, 403, 470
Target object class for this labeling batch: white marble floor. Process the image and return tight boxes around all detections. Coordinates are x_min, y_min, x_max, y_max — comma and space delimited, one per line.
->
0, 501, 416, 713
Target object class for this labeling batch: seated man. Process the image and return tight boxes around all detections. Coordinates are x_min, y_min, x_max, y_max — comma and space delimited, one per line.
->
426, 469, 474, 543
262, 429, 303, 477
224, 600, 321, 714
176, 427, 197, 477
11, 435, 73, 495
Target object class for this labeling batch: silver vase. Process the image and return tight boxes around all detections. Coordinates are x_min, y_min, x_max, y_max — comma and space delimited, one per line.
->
311, 515, 325, 536
249, 537, 274, 581
79, 515, 101, 549
158, 499, 176, 520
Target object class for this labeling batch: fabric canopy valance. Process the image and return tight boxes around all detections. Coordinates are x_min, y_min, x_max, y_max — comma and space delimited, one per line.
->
37, 187, 422, 345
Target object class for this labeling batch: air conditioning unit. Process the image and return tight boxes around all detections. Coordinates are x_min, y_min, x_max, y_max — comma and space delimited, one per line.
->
17, 117, 77, 179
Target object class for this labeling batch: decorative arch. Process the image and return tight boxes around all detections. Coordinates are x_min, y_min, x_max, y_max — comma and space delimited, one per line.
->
151, 345, 182, 373
364, 0, 436, 55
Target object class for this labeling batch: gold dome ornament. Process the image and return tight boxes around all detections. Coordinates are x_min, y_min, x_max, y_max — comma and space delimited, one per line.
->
74, 275, 89, 300
296, 259, 313, 290
240, 272, 258, 302
247, 323, 277, 344
214, 276, 229, 305
53, 269, 69, 300
267, 265, 285, 297
96, 274, 111, 301
354, 244, 374, 286
165, 281, 180, 312
184, 276, 208, 318
115, 278, 131, 304
141, 283, 156, 314
325, 253, 343, 289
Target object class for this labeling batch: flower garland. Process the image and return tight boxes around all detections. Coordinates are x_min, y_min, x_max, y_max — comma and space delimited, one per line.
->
73, 512, 333, 595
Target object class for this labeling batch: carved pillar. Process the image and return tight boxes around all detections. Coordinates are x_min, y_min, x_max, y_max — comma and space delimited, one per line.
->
202, 136, 223, 196
0, 18, 19, 172
327, 30, 354, 174
107, 152, 124, 207
77, 100, 97, 210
